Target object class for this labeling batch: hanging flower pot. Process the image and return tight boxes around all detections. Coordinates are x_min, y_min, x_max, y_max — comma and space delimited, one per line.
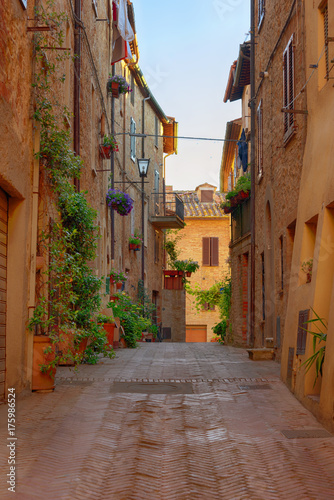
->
110, 81, 120, 98
134, 244, 140, 251
100, 145, 112, 159
116, 282, 123, 290
106, 189, 133, 216
107, 75, 132, 96
129, 243, 136, 250
185, 271, 192, 277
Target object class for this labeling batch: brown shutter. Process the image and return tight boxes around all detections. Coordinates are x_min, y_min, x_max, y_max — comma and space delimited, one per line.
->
201, 190, 214, 202
211, 237, 219, 266
288, 41, 294, 128
202, 237, 210, 266
283, 50, 288, 133
296, 309, 309, 355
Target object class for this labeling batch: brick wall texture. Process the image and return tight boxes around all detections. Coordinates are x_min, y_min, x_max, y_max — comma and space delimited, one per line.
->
177, 217, 230, 341
253, 0, 307, 354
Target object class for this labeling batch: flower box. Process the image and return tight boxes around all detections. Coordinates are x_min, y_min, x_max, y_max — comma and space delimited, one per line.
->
129, 243, 136, 250
163, 270, 179, 277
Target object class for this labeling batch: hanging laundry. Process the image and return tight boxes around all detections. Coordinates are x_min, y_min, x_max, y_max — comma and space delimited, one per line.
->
111, 1, 134, 65
237, 129, 248, 172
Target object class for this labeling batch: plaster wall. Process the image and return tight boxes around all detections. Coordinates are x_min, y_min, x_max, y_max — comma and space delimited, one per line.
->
0, 0, 35, 395
281, 0, 334, 432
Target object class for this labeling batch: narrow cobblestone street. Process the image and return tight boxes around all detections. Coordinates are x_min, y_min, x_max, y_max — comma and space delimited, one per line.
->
1, 343, 334, 499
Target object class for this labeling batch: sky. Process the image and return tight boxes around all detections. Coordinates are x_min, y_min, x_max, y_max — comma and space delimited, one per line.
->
133, 0, 250, 191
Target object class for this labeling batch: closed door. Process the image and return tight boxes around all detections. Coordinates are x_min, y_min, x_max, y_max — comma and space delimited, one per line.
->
0, 188, 8, 400
186, 326, 207, 343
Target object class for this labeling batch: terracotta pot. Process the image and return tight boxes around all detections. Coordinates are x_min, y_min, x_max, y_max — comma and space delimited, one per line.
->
116, 282, 123, 290
102, 323, 115, 349
57, 330, 87, 366
32, 336, 56, 391
185, 271, 192, 277
100, 145, 112, 159
110, 81, 120, 98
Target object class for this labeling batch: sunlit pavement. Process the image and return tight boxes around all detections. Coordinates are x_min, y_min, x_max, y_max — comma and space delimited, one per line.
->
1, 343, 334, 499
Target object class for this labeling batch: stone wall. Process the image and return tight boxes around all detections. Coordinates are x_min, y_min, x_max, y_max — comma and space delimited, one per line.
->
161, 290, 186, 342
177, 217, 230, 341
253, 0, 307, 356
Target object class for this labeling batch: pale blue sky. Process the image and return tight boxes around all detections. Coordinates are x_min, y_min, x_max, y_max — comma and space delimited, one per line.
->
134, 0, 250, 191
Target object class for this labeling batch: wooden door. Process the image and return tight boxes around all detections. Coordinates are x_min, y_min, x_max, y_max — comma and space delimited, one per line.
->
186, 326, 207, 343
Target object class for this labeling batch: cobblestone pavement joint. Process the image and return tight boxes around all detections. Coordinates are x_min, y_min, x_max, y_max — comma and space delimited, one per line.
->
1, 344, 334, 499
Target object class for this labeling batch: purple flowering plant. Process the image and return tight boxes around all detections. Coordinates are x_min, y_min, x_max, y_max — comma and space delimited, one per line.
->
107, 75, 132, 94
106, 188, 133, 216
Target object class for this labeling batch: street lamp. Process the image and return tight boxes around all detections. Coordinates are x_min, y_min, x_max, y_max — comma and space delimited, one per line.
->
137, 158, 150, 285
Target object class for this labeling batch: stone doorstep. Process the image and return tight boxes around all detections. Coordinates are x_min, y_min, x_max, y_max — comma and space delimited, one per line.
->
247, 348, 274, 361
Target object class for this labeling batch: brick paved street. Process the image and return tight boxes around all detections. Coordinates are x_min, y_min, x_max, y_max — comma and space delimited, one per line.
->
1, 343, 334, 499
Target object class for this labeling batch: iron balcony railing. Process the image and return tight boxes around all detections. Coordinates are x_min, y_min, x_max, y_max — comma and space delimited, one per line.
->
151, 192, 184, 222
231, 196, 251, 243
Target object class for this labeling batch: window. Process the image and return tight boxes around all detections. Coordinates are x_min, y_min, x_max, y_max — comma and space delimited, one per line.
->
92, 0, 98, 16
155, 116, 159, 148
202, 237, 219, 266
257, 99, 263, 177
202, 303, 215, 311
283, 35, 295, 143
258, 0, 265, 30
201, 190, 214, 203
279, 235, 284, 291
296, 309, 309, 355
130, 117, 136, 161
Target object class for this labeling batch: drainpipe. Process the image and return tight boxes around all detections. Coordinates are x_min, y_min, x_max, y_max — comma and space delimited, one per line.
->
141, 95, 150, 287
250, 0, 256, 347
74, 0, 81, 192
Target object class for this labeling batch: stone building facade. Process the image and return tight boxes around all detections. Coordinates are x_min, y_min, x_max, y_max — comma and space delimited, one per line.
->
281, 0, 334, 432
176, 184, 230, 342
252, 0, 307, 357
0, 0, 179, 400
222, 41, 251, 347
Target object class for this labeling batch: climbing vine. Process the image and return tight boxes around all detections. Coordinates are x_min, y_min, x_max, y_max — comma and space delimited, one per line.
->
28, 1, 112, 364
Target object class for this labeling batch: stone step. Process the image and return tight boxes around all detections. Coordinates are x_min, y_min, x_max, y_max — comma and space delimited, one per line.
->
246, 348, 274, 361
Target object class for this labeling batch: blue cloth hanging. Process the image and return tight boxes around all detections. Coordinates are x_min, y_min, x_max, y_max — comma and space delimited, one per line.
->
237, 129, 248, 172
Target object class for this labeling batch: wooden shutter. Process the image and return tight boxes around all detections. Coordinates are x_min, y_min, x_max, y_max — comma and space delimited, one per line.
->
202, 238, 210, 266
296, 309, 309, 355
0, 189, 8, 401
211, 237, 219, 266
130, 118, 136, 161
283, 36, 294, 141
201, 190, 214, 202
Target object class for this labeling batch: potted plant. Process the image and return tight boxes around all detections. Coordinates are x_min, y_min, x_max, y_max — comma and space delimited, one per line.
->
106, 188, 134, 216
96, 313, 117, 350
301, 308, 327, 387
100, 135, 119, 159
301, 259, 313, 283
28, 302, 57, 391
129, 230, 143, 250
109, 269, 127, 288
184, 260, 200, 277
107, 74, 132, 98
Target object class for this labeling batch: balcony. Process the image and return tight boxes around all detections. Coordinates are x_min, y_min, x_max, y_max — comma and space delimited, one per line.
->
231, 196, 251, 243
150, 192, 185, 229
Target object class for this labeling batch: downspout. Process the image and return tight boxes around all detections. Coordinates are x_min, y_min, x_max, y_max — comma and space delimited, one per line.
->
74, 0, 81, 192
250, 0, 256, 347
141, 95, 150, 286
